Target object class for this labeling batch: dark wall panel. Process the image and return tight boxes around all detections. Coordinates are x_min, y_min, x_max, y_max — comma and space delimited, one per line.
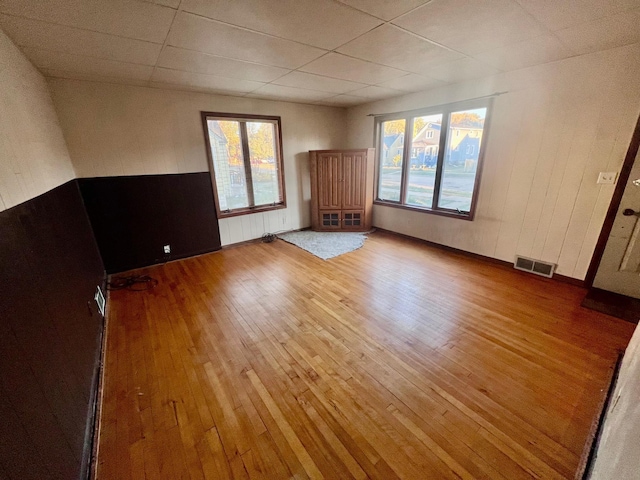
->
0, 180, 105, 480
79, 173, 221, 273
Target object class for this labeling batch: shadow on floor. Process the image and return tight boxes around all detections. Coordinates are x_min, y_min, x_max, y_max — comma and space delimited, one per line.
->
582, 288, 640, 324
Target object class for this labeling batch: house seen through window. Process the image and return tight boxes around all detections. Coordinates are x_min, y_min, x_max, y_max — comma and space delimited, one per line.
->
376, 99, 491, 219
202, 113, 286, 218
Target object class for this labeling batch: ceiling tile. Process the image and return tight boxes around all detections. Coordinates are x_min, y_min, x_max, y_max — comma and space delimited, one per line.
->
151, 68, 265, 93
554, 8, 640, 55
41, 68, 152, 87
157, 46, 289, 82
336, 0, 432, 21
141, 0, 180, 8
0, 0, 175, 43
514, 0, 639, 31
393, 0, 547, 55
347, 85, 405, 99
181, 0, 382, 50
22, 47, 154, 81
337, 24, 463, 74
167, 12, 327, 69
474, 34, 575, 71
247, 84, 333, 102
316, 94, 368, 106
300, 53, 407, 84
0, 14, 162, 66
272, 71, 367, 94
376, 73, 447, 92
426, 57, 501, 83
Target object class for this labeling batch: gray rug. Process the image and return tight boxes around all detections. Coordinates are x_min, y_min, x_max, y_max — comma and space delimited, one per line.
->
278, 231, 368, 260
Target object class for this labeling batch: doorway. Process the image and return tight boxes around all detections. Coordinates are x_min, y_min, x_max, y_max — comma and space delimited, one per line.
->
584, 115, 640, 322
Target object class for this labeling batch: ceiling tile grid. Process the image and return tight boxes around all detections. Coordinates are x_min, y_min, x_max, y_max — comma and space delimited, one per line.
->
0, 0, 638, 107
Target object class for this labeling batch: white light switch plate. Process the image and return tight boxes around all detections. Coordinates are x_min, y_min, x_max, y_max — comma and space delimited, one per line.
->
597, 172, 617, 184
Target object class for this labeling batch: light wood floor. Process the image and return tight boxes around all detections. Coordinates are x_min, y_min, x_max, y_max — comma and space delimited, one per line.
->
97, 231, 635, 480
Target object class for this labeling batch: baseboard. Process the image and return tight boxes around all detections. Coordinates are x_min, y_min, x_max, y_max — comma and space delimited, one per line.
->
88, 277, 110, 480
372, 227, 585, 287
221, 227, 311, 250
108, 246, 222, 275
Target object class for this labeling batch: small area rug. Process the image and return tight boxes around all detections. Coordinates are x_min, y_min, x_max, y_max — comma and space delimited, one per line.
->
278, 231, 368, 260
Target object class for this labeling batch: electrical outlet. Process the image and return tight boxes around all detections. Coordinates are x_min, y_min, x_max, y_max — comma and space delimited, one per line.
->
163, 244, 171, 254
597, 172, 617, 184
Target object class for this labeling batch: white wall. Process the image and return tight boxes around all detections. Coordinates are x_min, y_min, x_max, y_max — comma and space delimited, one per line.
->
347, 43, 640, 280
590, 323, 640, 480
0, 29, 75, 211
48, 80, 347, 246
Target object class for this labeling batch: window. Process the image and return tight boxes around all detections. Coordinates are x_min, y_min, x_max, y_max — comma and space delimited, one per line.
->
375, 99, 491, 219
202, 112, 286, 218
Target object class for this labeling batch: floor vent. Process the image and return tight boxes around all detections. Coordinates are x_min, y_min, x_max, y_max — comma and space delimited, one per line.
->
514, 256, 555, 278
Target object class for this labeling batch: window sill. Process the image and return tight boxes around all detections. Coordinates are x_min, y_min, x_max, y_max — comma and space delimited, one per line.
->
373, 200, 474, 221
218, 203, 286, 219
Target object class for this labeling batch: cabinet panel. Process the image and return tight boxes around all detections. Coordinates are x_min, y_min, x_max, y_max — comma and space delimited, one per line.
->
318, 210, 342, 230
317, 153, 342, 210
342, 210, 365, 230
342, 152, 367, 210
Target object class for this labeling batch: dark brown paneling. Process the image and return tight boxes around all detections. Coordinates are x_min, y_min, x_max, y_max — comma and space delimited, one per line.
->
0, 180, 105, 480
79, 173, 222, 273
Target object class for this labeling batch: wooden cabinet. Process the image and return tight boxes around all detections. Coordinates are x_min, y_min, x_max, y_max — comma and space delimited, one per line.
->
309, 149, 375, 231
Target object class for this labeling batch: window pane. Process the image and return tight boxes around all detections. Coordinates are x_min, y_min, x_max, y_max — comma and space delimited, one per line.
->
406, 114, 442, 208
378, 119, 405, 202
207, 120, 249, 210
247, 121, 281, 206
437, 108, 486, 212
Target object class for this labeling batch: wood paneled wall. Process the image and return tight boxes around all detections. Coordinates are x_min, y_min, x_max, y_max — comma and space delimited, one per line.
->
0, 180, 105, 479
79, 173, 221, 273
0, 29, 75, 211
346, 42, 640, 280
48, 80, 348, 246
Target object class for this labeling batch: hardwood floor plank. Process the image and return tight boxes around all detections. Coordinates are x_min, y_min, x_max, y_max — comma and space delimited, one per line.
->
246, 369, 323, 480
97, 231, 635, 479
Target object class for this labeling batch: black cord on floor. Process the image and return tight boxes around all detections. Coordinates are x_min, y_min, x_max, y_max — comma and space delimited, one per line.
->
107, 275, 158, 291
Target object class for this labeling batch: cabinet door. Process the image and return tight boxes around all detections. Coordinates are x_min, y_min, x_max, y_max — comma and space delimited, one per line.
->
318, 210, 342, 230
342, 151, 367, 210
317, 153, 342, 210
342, 210, 365, 230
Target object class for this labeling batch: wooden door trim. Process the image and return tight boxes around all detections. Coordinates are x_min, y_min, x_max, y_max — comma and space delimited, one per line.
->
585, 115, 640, 287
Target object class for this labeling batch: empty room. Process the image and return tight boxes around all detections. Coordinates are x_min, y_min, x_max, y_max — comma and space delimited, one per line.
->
2, 0, 640, 479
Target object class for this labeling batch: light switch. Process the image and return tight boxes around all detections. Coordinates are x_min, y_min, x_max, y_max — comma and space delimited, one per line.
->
597, 172, 617, 184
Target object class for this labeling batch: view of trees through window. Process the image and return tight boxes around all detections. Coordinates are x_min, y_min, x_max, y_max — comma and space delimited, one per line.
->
205, 115, 284, 216
378, 103, 488, 216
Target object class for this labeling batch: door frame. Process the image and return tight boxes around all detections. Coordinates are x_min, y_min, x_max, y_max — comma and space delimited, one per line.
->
585, 115, 640, 287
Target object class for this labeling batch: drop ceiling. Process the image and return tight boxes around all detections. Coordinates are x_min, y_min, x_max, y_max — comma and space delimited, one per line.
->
1, 0, 639, 107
